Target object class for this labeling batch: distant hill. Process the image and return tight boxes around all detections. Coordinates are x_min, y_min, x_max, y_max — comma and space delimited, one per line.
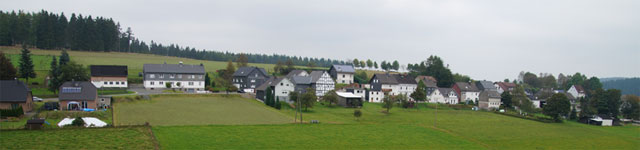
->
601, 77, 640, 96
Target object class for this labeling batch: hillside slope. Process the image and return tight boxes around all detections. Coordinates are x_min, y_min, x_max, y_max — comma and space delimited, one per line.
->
602, 77, 640, 96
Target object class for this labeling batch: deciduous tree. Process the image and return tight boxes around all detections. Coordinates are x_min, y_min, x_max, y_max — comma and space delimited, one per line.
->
322, 90, 338, 107
543, 93, 571, 121
0, 52, 17, 80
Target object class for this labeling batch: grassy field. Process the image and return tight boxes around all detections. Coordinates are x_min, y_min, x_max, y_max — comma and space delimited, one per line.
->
0, 126, 157, 149
113, 94, 292, 126
149, 98, 640, 149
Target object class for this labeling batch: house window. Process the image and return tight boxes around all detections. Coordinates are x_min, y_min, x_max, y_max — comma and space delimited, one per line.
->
189, 82, 194, 86
116, 82, 120, 85
110, 82, 113, 85
281, 83, 284, 86
342, 74, 345, 78
199, 82, 202, 85
121, 82, 125, 85
150, 81, 155, 85
81, 101, 88, 108
104, 82, 107, 84
11, 103, 19, 109
159, 81, 164, 85
150, 74, 155, 78
251, 85, 255, 88
170, 74, 175, 78
251, 80, 255, 83
159, 74, 164, 78
255, 74, 258, 77
191, 75, 195, 79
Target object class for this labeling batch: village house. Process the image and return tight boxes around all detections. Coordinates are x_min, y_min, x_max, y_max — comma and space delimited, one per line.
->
453, 82, 480, 104
256, 77, 295, 102
568, 85, 586, 98
478, 91, 501, 110
232, 66, 269, 93
475, 81, 497, 92
90, 65, 128, 88
310, 71, 335, 97
58, 81, 99, 110
428, 88, 458, 104
494, 82, 517, 94
369, 73, 417, 101
339, 83, 366, 102
143, 62, 206, 92
329, 65, 355, 84
415, 75, 438, 96
0, 80, 33, 113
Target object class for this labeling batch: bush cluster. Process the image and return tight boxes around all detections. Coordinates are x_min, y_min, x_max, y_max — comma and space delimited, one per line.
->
0, 106, 23, 118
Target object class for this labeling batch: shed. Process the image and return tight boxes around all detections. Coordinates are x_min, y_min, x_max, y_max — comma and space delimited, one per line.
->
336, 92, 362, 108
26, 118, 45, 130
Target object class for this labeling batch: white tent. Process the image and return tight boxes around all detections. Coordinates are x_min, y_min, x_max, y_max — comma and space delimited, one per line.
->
57, 117, 107, 127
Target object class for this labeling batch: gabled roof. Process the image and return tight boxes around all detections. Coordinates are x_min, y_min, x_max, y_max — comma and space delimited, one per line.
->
496, 82, 517, 91
438, 88, 456, 98
394, 74, 417, 84
292, 76, 312, 85
309, 71, 327, 83
233, 67, 268, 77
286, 70, 308, 79
455, 82, 479, 92
416, 76, 438, 88
58, 81, 97, 101
256, 77, 286, 91
144, 63, 205, 74
336, 92, 361, 98
90, 65, 128, 77
479, 91, 501, 102
0, 80, 30, 102
372, 74, 398, 84
476, 81, 496, 91
330, 65, 355, 73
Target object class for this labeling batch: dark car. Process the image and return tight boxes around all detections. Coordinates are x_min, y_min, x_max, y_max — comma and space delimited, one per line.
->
44, 102, 59, 110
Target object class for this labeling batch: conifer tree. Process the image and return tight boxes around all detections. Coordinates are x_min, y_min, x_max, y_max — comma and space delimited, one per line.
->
18, 45, 36, 84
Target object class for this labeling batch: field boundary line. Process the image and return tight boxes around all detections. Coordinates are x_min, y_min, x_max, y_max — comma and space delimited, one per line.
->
146, 125, 161, 150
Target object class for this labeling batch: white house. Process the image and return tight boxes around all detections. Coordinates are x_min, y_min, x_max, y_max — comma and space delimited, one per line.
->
368, 90, 384, 103
256, 77, 295, 102
429, 88, 458, 104
568, 85, 586, 98
90, 65, 128, 88
453, 82, 480, 103
310, 71, 335, 97
329, 65, 355, 84
143, 63, 205, 92
368, 74, 417, 102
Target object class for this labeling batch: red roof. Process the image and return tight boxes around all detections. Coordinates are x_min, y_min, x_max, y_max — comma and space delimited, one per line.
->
497, 82, 516, 91
573, 85, 585, 93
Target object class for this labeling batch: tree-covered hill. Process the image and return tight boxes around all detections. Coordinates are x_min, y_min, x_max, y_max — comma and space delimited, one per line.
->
0, 10, 348, 67
601, 77, 640, 96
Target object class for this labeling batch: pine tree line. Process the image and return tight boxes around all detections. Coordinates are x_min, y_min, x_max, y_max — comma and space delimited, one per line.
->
0, 10, 348, 67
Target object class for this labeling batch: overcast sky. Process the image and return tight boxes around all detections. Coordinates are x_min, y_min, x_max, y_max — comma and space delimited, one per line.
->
3, 0, 639, 81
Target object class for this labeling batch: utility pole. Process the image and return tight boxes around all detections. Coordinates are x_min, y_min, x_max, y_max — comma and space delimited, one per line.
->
299, 96, 303, 123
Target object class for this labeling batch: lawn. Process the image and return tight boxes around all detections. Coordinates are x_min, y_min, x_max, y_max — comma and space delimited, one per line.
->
152, 101, 640, 149
0, 126, 157, 149
113, 94, 292, 126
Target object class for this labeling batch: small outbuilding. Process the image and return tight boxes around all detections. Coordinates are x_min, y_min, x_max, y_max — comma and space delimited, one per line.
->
26, 118, 45, 130
336, 92, 362, 108
590, 115, 613, 126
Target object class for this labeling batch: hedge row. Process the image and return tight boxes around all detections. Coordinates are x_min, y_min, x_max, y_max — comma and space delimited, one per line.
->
0, 106, 24, 118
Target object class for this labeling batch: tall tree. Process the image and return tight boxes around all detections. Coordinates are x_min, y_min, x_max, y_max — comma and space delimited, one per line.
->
59, 50, 70, 66
621, 95, 640, 120
59, 61, 89, 82
204, 72, 211, 87
322, 90, 338, 107
382, 94, 394, 113
265, 86, 273, 107
543, 93, 571, 121
301, 88, 317, 111
18, 45, 36, 84
285, 59, 295, 74
359, 60, 366, 69
223, 60, 236, 93
410, 80, 427, 103
392, 60, 399, 71
366, 59, 373, 68
236, 53, 248, 67
0, 52, 17, 80
424, 55, 454, 87
500, 91, 513, 108
352, 59, 359, 68
373, 62, 378, 69
48, 56, 60, 94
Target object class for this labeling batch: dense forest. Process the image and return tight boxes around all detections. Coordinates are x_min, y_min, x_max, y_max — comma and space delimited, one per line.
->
0, 10, 348, 67
602, 78, 640, 96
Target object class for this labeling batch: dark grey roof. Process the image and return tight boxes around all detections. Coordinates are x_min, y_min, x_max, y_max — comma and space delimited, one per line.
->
479, 91, 501, 102
143, 64, 205, 74
309, 71, 326, 83
455, 82, 479, 92
256, 77, 285, 91
0, 80, 30, 102
58, 81, 97, 101
438, 88, 456, 98
476, 81, 496, 91
372, 74, 398, 84
292, 76, 312, 85
330, 65, 355, 73
285, 70, 308, 79
233, 67, 268, 77
394, 74, 417, 84
90, 65, 128, 77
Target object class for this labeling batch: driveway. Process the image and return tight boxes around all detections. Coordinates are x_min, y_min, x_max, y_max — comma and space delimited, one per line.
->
128, 84, 163, 95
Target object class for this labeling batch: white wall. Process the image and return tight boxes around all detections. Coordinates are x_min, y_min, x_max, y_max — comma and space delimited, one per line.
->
92, 81, 127, 88
144, 80, 205, 90
275, 78, 295, 102
336, 73, 353, 84
368, 91, 384, 103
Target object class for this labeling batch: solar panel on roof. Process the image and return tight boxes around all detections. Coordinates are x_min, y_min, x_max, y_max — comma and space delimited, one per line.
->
61, 87, 82, 93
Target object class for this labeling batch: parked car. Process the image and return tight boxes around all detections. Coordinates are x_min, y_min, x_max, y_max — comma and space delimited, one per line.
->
33, 97, 43, 102
44, 102, 59, 110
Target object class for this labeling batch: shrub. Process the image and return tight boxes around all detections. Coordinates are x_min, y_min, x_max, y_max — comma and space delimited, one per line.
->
354, 109, 362, 120
0, 106, 23, 118
71, 117, 85, 127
